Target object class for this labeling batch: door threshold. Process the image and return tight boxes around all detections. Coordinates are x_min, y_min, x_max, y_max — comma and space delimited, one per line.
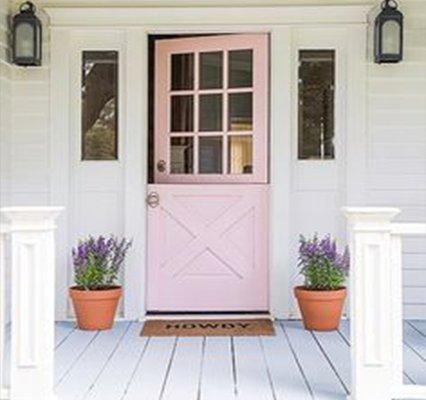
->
144, 312, 273, 321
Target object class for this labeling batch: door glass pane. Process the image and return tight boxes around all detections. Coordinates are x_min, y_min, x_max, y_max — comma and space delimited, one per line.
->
82, 51, 118, 160
199, 136, 222, 174
228, 135, 253, 174
199, 94, 222, 132
171, 53, 194, 91
171, 137, 193, 173
200, 51, 223, 89
298, 50, 335, 160
229, 50, 253, 88
228, 92, 253, 131
171, 95, 193, 132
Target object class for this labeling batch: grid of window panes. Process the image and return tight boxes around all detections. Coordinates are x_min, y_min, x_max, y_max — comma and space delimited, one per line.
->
298, 50, 335, 160
169, 50, 254, 175
81, 51, 118, 161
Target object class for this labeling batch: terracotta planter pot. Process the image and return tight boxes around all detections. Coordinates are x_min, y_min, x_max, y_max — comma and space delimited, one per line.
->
294, 286, 347, 331
69, 286, 122, 331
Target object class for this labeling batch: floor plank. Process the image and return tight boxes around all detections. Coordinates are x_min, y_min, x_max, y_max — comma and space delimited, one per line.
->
54, 328, 98, 385
404, 322, 426, 361
55, 322, 130, 400
312, 329, 350, 393
55, 322, 76, 348
260, 322, 312, 400
161, 337, 204, 400
84, 322, 147, 400
282, 321, 347, 400
199, 337, 236, 400
233, 336, 275, 400
123, 336, 177, 400
404, 344, 426, 385
5, 320, 426, 400
410, 320, 426, 336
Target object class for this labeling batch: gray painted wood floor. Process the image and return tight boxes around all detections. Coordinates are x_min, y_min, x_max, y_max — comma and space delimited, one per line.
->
3, 320, 426, 399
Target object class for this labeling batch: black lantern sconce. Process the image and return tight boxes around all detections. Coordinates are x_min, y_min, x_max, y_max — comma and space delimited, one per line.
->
12, 2, 42, 66
374, 0, 403, 64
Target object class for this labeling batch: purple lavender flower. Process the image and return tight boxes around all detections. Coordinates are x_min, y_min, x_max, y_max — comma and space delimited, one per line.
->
71, 235, 132, 290
298, 234, 350, 290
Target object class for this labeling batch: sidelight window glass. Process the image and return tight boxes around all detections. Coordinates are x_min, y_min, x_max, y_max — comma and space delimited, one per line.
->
81, 51, 118, 160
298, 50, 335, 160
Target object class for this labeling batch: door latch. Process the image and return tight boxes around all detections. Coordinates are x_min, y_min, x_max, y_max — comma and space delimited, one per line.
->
146, 192, 160, 208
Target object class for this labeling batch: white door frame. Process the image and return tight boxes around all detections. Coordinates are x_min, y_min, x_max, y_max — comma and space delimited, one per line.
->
48, 5, 368, 320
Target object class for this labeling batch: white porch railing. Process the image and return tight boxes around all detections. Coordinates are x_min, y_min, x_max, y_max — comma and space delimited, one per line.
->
344, 207, 426, 400
0, 207, 63, 400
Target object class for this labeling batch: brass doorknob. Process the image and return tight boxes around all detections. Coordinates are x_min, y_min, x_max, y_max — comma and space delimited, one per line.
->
146, 192, 160, 208
157, 160, 166, 173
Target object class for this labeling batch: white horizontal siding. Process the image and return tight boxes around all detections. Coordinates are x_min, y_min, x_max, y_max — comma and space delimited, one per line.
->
3, 4, 52, 205
0, 0, 12, 328
366, 0, 426, 318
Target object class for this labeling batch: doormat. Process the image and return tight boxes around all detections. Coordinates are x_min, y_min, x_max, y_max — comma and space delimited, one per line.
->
140, 319, 275, 337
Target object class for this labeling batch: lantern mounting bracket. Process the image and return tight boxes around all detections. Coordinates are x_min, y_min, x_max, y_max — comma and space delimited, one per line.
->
19, 2, 36, 13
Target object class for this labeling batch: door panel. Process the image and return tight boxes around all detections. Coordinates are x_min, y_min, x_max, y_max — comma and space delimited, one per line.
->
147, 184, 269, 311
154, 34, 268, 184
148, 34, 269, 312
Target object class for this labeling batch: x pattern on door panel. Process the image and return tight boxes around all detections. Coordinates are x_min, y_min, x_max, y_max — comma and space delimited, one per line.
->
147, 185, 269, 311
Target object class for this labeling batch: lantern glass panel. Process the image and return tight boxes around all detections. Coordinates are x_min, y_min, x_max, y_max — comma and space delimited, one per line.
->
382, 20, 400, 54
15, 22, 34, 58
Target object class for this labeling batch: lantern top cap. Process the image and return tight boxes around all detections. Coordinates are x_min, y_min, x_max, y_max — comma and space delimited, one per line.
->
19, 1, 36, 14
381, 0, 399, 10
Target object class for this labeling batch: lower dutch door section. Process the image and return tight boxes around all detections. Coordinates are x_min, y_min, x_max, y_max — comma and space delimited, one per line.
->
146, 184, 269, 312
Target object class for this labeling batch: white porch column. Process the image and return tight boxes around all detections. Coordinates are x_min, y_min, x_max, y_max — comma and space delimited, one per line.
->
0, 223, 10, 400
343, 207, 400, 400
0, 207, 63, 400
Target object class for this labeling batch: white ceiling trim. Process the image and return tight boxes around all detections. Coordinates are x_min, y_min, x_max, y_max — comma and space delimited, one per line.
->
44, 5, 372, 27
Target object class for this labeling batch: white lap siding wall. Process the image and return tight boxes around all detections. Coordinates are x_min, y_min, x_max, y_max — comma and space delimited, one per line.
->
0, 0, 11, 206
0, 0, 12, 324
366, 0, 426, 319
3, 0, 426, 319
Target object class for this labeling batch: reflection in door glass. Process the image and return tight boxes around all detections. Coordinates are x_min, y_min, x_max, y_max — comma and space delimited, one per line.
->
298, 50, 335, 160
81, 51, 118, 160
199, 136, 222, 174
171, 53, 194, 91
199, 51, 223, 89
171, 95, 194, 132
170, 137, 194, 174
228, 135, 253, 174
199, 94, 222, 132
229, 50, 253, 88
228, 92, 253, 131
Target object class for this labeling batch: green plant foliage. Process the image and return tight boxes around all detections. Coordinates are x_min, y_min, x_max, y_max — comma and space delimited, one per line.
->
298, 234, 349, 291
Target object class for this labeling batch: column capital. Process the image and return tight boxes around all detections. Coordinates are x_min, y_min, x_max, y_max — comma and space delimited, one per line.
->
0, 207, 63, 232
342, 207, 400, 225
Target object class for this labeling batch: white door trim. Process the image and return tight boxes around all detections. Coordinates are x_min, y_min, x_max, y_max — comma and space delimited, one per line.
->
48, 5, 368, 320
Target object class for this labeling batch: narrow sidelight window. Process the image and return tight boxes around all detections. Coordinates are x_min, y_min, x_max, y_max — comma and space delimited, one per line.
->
82, 51, 118, 160
298, 50, 335, 160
